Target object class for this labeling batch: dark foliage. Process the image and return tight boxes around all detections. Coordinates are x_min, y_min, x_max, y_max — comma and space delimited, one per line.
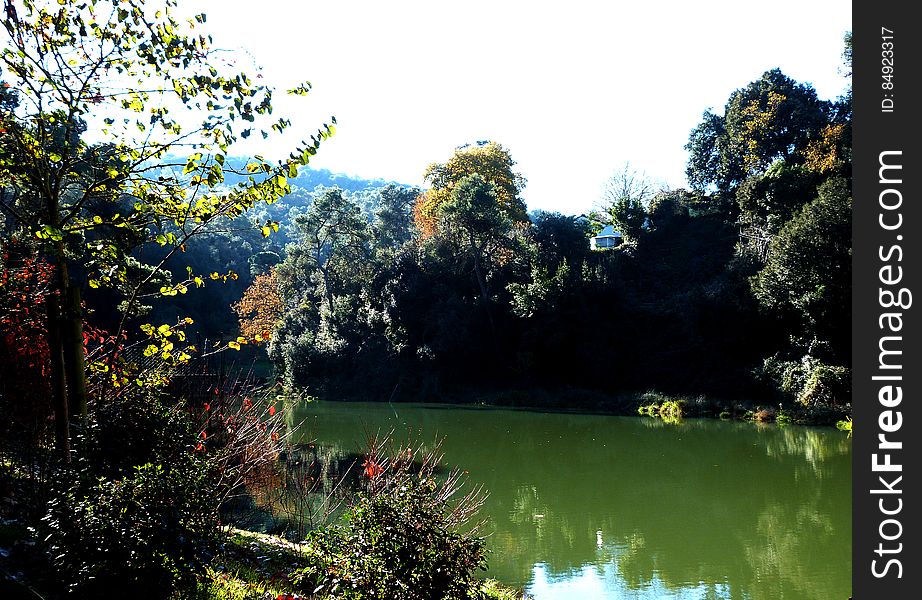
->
39, 394, 220, 598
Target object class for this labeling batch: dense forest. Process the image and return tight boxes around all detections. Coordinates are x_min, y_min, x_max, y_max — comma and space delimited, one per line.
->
142, 65, 853, 421
233, 74, 852, 422
0, 0, 850, 597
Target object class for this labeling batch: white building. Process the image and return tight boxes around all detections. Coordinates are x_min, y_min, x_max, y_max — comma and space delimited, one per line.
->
590, 225, 623, 250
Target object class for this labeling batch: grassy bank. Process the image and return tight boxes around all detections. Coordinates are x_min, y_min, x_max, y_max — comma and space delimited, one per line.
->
0, 524, 525, 599
200, 528, 525, 600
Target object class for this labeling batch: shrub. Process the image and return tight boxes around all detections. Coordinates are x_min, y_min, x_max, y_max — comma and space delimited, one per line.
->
658, 399, 685, 423
760, 354, 851, 408
75, 391, 196, 480
760, 354, 810, 398
42, 458, 219, 598
38, 392, 226, 598
751, 407, 775, 422
836, 417, 853, 434
292, 442, 488, 599
637, 392, 685, 424
798, 363, 850, 407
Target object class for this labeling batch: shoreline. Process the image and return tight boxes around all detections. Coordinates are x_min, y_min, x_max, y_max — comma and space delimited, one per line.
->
302, 385, 852, 428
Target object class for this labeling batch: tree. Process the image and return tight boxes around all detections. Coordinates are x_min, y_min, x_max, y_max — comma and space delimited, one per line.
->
0, 243, 54, 445
0, 0, 333, 457
685, 69, 831, 193
372, 184, 419, 250
751, 177, 851, 357
232, 267, 283, 343
530, 211, 591, 272
646, 189, 692, 230
685, 109, 735, 193
600, 163, 656, 209
415, 141, 527, 235
734, 161, 821, 239
598, 163, 656, 241
279, 188, 369, 327
608, 196, 647, 241
436, 174, 512, 307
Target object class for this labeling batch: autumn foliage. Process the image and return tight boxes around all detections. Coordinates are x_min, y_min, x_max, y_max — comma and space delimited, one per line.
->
414, 141, 528, 239
232, 268, 284, 343
412, 190, 440, 239
0, 248, 54, 431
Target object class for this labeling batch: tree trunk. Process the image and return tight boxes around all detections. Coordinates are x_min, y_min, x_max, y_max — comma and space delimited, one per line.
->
468, 236, 499, 347
62, 285, 87, 420
468, 232, 490, 306
46, 290, 70, 462
320, 266, 337, 329
471, 256, 489, 307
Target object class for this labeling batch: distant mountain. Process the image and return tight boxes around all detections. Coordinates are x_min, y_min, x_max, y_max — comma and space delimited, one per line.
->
220, 160, 409, 193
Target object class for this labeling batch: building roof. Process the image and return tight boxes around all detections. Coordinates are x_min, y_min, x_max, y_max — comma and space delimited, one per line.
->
593, 225, 622, 238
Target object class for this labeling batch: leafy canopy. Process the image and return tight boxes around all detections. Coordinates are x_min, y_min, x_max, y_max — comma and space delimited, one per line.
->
0, 0, 334, 316
685, 69, 830, 193
415, 141, 527, 236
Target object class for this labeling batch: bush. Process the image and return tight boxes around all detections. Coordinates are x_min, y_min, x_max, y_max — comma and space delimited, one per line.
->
42, 458, 219, 598
760, 354, 850, 407
39, 393, 224, 598
799, 363, 850, 407
636, 391, 685, 424
760, 354, 810, 399
658, 399, 685, 423
292, 442, 488, 600
75, 391, 197, 480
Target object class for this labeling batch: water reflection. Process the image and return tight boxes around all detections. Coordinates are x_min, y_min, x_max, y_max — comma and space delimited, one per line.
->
288, 401, 851, 600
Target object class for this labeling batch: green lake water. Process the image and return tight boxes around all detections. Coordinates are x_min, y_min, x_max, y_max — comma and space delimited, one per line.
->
288, 401, 852, 600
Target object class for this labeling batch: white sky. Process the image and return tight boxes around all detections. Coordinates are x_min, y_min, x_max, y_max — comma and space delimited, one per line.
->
196, 0, 851, 215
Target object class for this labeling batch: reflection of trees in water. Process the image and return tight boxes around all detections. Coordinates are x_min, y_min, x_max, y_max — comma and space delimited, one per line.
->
287, 402, 851, 598
744, 498, 849, 600
241, 441, 360, 538
760, 426, 851, 475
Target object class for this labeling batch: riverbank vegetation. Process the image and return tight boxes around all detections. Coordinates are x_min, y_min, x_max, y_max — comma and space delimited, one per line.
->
0, 1, 516, 597
1, 0, 850, 596
0, 390, 514, 598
